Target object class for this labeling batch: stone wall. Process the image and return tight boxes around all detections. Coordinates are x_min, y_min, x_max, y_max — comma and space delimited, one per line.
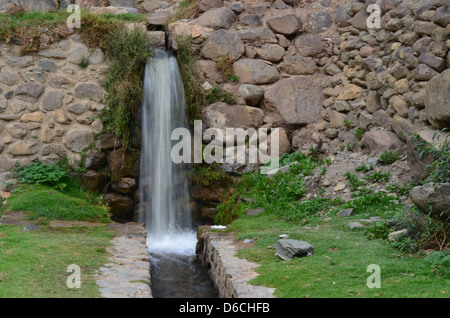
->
0, 31, 146, 222
196, 227, 275, 298
0, 34, 107, 171
167, 0, 449, 179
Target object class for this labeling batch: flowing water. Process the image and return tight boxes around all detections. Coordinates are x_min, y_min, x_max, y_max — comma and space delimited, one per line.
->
139, 49, 217, 298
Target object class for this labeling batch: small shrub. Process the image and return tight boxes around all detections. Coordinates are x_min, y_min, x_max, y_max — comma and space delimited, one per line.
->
230, 74, 240, 82
365, 171, 390, 183
424, 250, 450, 278
385, 183, 415, 196
355, 163, 373, 173
77, 56, 90, 69
352, 128, 365, 140
379, 150, 400, 165
345, 172, 365, 191
206, 86, 235, 104
14, 159, 69, 189
413, 132, 450, 183
216, 55, 234, 79
365, 223, 390, 240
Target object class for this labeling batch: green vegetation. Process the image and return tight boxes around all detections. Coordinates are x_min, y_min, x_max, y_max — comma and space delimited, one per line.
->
413, 132, 450, 183
205, 85, 235, 104
100, 27, 152, 152
378, 150, 400, 165
167, 0, 199, 25
364, 171, 390, 183
216, 54, 239, 82
174, 35, 205, 122
4, 160, 110, 223
0, 225, 114, 298
352, 128, 365, 140
355, 163, 373, 173
0, 10, 146, 54
217, 152, 449, 297
4, 184, 109, 222
77, 56, 90, 69
344, 172, 365, 191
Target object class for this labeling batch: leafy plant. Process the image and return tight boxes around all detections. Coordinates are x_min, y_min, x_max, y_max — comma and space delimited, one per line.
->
352, 128, 365, 140
78, 56, 90, 69
365, 223, 390, 240
355, 163, 373, 173
346, 142, 355, 151
385, 183, 415, 196
413, 131, 450, 183
206, 85, 235, 104
365, 171, 390, 183
379, 150, 400, 165
230, 74, 240, 82
14, 159, 69, 189
344, 120, 353, 129
424, 250, 450, 278
345, 172, 365, 191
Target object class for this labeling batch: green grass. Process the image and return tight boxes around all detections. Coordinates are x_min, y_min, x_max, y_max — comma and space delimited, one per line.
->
4, 184, 110, 222
229, 213, 449, 298
0, 225, 115, 298
216, 151, 449, 297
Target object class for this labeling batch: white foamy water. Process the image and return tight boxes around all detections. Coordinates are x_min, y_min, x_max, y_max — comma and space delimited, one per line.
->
147, 231, 197, 256
140, 49, 192, 240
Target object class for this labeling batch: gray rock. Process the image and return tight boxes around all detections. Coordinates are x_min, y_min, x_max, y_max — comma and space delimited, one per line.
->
4, 56, 33, 68
25, 68, 46, 83
0, 71, 20, 86
362, 130, 405, 155
67, 103, 87, 115
233, 59, 280, 85
335, 5, 351, 27
279, 55, 317, 75
263, 76, 322, 126
198, 0, 223, 13
308, 11, 333, 34
38, 49, 67, 59
294, 34, 324, 57
15, 82, 45, 104
42, 91, 65, 111
255, 44, 285, 62
275, 239, 314, 261
6, 122, 27, 139
68, 44, 90, 65
348, 222, 363, 230
228, 3, 244, 14
8, 141, 39, 156
202, 102, 264, 129
201, 30, 245, 62
415, 64, 438, 81
410, 183, 450, 219
351, 10, 368, 30
267, 14, 302, 35
74, 83, 103, 102
337, 208, 354, 217
238, 28, 278, 43
63, 125, 94, 153
109, 0, 135, 7
38, 59, 57, 73
238, 84, 264, 106
239, 14, 262, 26
424, 69, 450, 127
197, 7, 236, 29
419, 53, 445, 71
388, 229, 408, 241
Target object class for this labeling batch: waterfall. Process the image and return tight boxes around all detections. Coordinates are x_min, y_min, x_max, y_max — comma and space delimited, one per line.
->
139, 49, 195, 254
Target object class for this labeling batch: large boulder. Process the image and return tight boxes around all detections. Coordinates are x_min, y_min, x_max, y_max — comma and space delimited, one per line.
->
410, 183, 450, 220
424, 69, 450, 128
361, 130, 405, 155
0, 0, 57, 13
63, 125, 94, 153
233, 59, 280, 84
294, 34, 324, 57
262, 76, 323, 126
200, 29, 245, 62
103, 193, 134, 221
202, 102, 264, 129
279, 55, 318, 75
196, 7, 236, 29
267, 14, 302, 35
275, 239, 314, 261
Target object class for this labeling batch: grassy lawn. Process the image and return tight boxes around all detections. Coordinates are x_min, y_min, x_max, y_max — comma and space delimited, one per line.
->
217, 151, 449, 298
0, 225, 115, 298
4, 184, 110, 222
229, 214, 449, 298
